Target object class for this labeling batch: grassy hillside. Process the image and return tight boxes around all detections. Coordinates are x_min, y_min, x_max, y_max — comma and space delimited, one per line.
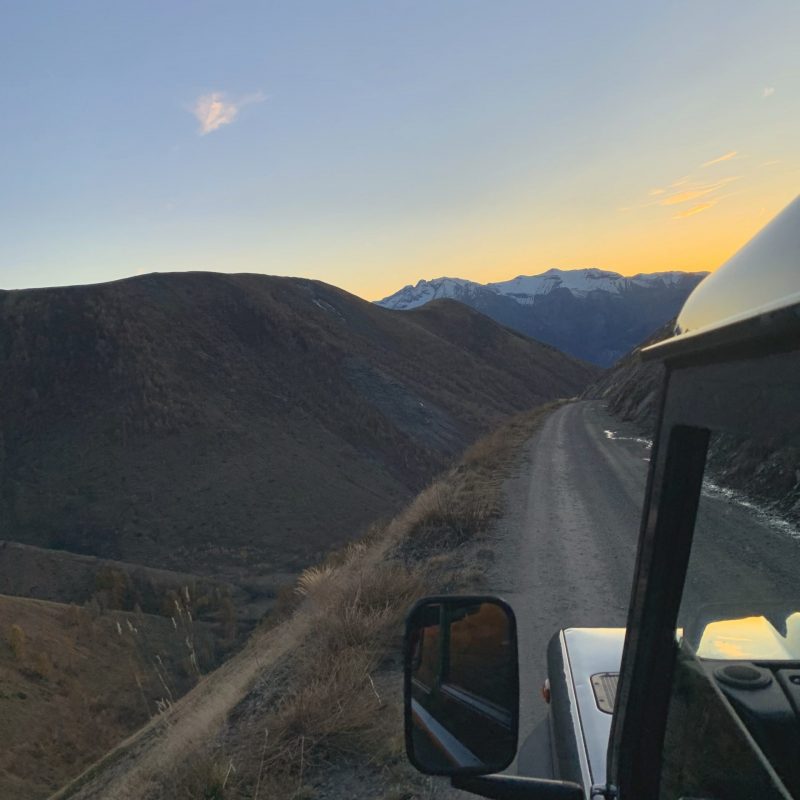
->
0, 272, 597, 582
0, 594, 218, 800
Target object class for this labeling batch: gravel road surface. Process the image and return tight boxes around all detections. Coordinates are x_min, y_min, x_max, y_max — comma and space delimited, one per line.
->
485, 400, 800, 779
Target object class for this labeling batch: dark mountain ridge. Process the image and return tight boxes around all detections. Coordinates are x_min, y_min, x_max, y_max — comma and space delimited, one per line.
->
0, 271, 597, 581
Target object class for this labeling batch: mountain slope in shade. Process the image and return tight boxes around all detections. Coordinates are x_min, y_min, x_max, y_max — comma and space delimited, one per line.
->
377, 268, 708, 366
0, 272, 597, 582
584, 323, 800, 525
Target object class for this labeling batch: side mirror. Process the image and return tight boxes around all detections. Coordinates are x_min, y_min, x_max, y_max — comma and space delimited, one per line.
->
404, 595, 519, 776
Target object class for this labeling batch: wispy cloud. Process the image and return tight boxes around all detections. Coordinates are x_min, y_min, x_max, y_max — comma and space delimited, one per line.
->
702, 151, 737, 168
763, 86, 775, 98
673, 200, 717, 219
192, 90, 265, 135
662, 187, 716, 206
624, 158, 745, 219
761, 159, 781, 166
661, 177, 740, 207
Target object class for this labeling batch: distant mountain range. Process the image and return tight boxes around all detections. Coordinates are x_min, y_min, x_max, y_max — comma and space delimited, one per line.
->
377, 268, 708, 366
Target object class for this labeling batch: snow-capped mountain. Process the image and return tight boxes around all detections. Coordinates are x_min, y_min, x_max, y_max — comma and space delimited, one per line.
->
379, 277, 484, 310
379, 268, 701, 309
488, 268, 696, 299
377, 268, 708, 366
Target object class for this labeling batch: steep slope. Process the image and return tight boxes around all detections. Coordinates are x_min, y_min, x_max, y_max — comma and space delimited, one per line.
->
584, 325, 800, 523
0, 272, 597, 583
377, 268, 707, 366
0, 594, 218, 800
582, 322, 670, 427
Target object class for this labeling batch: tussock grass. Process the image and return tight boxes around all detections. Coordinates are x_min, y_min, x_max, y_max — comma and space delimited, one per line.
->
265, 646, 386, 765
401, 478, 495, 550
302, 560, 425, 648
226, 559, 426, 793
157, 749, 237, 800
396, 403, 562, 555
139, 402, 561, 799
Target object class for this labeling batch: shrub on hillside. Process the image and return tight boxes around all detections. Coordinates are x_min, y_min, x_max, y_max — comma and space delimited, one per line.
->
8, 623, 26, 661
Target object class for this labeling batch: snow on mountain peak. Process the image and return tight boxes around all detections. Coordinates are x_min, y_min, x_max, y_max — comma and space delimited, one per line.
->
377, 268, 708, 309
488, 268, 627, 298
377, 276, 481, 310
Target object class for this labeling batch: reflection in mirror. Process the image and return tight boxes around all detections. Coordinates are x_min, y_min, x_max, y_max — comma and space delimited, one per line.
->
694, 611, 800, 660
405, 596, 518, 776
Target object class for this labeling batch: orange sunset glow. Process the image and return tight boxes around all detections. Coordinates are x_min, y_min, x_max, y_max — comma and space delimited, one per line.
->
1, 3, 798, 300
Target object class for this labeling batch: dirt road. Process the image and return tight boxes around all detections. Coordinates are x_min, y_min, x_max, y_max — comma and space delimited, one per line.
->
486, 400, 800, 778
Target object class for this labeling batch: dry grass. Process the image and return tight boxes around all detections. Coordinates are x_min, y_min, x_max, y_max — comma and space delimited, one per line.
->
301, 559, 426, 652
155, 748, 241, 800
0, 595, 221, 800
265, 647, 386, 766
461, 402, 563, 471
217, 558, 427, 795
119, 401, 562, 799
8, 623, 26, 660
402, 479, 494, 548
396, 402, 563, 555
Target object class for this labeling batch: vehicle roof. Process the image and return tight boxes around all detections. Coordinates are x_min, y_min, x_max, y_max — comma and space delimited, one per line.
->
644, 194, 800, 362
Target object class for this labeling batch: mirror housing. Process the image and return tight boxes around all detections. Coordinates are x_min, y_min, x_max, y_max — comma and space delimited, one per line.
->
404, 595, 519, 776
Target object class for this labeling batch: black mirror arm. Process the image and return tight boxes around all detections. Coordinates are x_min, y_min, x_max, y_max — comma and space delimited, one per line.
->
451, 774, 584, 800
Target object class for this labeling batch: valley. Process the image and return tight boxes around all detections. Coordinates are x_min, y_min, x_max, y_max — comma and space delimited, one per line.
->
0, 272, 595, 583
0, 272, 597, 798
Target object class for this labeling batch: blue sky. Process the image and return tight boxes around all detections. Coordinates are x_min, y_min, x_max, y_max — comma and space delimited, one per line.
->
2, 1, 798, 299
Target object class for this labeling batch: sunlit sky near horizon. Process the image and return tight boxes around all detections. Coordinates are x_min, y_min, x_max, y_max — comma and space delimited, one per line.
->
2, 1, 799, 301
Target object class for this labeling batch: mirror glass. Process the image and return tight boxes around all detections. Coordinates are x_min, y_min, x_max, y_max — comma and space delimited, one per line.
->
405, 596, 518, 775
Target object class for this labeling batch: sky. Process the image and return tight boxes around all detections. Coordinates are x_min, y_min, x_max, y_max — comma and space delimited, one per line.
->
1, 1, 799, 301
